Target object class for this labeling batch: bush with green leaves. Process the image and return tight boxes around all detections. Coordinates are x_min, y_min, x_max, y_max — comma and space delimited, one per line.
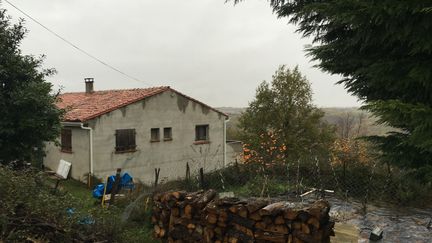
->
239, 66, 335, 163
0, 8, 63, 166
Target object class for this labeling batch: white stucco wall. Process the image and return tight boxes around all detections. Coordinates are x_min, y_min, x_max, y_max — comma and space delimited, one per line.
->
52, 90, 226, 184
226, 141, 244, 165
44, 128, 90, 181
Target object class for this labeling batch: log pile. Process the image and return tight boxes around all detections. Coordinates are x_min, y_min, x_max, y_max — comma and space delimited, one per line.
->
152, 190, 334, 243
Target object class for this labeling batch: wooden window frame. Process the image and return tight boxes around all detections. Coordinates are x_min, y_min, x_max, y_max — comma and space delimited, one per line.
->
150, 128, 160, 142
195, 124, 209, 143
163, 127, 172, 141
61, 128, 72, 153
115, 129, 136, 153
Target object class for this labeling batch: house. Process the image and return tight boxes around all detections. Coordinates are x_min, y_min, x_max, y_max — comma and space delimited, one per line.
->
44, 78, 230, 184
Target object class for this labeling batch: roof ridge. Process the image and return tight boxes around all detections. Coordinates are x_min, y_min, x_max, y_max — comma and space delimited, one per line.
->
61, 86, 170, 94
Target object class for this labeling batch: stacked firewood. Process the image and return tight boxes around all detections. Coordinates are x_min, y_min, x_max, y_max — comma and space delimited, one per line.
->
152, 190, 334, 243
152, 190, 218, 242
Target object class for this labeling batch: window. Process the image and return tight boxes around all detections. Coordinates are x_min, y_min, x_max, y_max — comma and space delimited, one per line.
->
195, 125, 209, 141
61, 128, 72, 152
150, 128, 160, 142
115, 129, 136, 152
164, 127, 172, 141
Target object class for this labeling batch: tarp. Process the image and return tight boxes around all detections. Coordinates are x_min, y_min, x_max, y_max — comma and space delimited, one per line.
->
92, 172, 134, 199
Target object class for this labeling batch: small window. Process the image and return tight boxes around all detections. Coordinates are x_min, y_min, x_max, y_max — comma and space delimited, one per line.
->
61, 128, 72, 152
150, 128, 160, 142
164, 127, 172, 141
115, 129, 136, 152
195, 125, 209, 141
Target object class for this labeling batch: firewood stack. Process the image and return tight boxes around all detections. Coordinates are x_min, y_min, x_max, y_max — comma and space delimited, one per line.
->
152, 190, 334, 243
152, 190, 218, 242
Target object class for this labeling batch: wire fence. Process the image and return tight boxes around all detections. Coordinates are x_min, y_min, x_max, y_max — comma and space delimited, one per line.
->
152, 157, 432, 208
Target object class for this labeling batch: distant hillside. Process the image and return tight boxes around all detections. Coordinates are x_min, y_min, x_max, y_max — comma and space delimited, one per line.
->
218, 107, 245, 115
321, 107, 393, 136
218, 107, 393, 140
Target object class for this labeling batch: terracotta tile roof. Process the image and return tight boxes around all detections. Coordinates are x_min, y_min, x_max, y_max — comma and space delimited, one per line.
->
57, 86, 228, 122
58, 86, 169, 122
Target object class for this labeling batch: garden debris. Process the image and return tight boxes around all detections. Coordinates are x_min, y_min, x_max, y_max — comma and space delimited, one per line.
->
369, 226, 383, 241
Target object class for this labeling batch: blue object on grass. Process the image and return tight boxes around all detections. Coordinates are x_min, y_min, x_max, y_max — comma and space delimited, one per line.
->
78, 216, 95, 225
92, 184, 105, 198
66, 208, 75, 217
92, 172, 134, 199
66, 208, 94, 225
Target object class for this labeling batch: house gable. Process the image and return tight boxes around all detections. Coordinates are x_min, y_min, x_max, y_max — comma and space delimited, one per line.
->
57, 87, 228, 122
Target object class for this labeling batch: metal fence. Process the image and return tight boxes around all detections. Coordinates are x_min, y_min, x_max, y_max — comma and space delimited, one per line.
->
151, 157, 431, 209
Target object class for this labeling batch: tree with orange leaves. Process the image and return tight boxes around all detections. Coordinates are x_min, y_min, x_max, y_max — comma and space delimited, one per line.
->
239, 66, 335, 166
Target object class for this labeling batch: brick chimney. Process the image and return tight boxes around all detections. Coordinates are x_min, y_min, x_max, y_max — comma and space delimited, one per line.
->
85, 78, 94, 93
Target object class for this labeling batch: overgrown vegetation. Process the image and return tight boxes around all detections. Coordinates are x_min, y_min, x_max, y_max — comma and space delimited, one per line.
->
0, 166, 156, 242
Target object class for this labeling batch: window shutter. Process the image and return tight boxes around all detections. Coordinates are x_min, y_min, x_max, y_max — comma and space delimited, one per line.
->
115, 129, 136, 152
61, 129, 72, 152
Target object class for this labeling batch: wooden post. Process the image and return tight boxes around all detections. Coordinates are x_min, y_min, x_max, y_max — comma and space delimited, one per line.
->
54, 179, 61, 190
52, 179, 61, 194
235, 159, 240, 174
110, 168, 122, 205
199, 167, 205, 189
88, 173, 92, 189
154, 168, 160, 188
186, 162, 191, 181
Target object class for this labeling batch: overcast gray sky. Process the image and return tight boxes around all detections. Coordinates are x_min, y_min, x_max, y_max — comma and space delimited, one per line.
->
3, 0, 360, 108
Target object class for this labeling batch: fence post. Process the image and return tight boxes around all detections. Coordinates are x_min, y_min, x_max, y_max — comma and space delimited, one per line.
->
199, 167, 205, 189
110, 168, 122, 205
296, 160, 300, 195
154, 168, 160, 188
343, 160, 347, 190
186, 162, 191, 181
234, 159, 240, 174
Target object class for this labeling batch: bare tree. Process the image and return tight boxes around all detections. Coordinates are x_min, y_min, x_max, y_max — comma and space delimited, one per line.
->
337, 112, 355, 139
